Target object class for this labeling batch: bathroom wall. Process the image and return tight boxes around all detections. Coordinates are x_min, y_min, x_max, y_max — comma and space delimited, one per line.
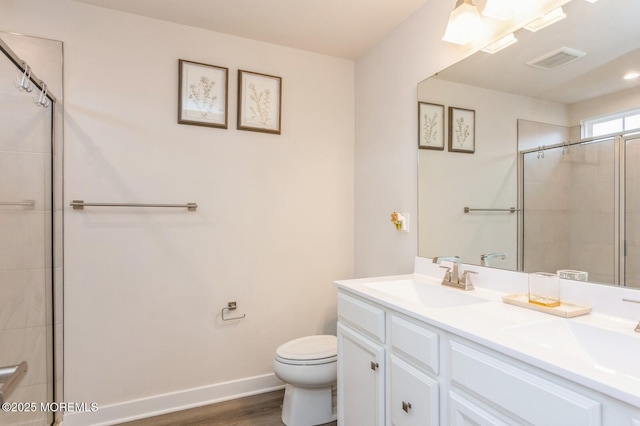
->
1, 0, 354, 424
354, 0, 465, 278
569, 85, 640, 127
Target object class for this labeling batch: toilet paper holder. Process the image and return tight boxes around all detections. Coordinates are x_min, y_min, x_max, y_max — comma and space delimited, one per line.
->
221, 301, 246, 321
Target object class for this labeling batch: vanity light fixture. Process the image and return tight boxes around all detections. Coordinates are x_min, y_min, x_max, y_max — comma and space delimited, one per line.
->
482, 0, 516, 21
481, 33, 517, 54
442, 0, 483, 45
624, 71, 640, 80
523, 7, 567, 32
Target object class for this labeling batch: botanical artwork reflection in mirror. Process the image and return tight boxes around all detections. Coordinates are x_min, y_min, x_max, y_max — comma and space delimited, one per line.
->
417, 0, 640, 289
418, 102, 445, 150
448, 106, 475, 153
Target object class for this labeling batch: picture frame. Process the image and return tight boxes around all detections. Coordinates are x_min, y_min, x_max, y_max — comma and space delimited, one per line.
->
448, 106, 475, 153
237, 70, 282, 134
418, 102, 445, 150
178, 59, 228, 128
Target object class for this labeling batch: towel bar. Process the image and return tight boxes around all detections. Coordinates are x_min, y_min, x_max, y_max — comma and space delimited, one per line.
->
464, 207, 519, 213
0, 200, 35, 207
70, 200, 197, 211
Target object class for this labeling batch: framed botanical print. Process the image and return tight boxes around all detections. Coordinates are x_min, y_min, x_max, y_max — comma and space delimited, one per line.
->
418, 102, 445, 150
237, 70, 282, 134
448, 106, 475, 153
178, 59, 228, 129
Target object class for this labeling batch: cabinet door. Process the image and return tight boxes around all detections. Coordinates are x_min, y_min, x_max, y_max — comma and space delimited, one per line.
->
338, 323, 385, 426
390, 356, 439, 426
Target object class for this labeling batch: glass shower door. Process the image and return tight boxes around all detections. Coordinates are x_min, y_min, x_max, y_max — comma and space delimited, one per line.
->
0, 45, 54, 425
522, 138, 616, 284
624, 134, 640, 289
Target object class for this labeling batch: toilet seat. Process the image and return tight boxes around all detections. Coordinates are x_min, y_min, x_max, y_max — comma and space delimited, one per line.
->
275, 354, 337, 366
275, 335, 337, 366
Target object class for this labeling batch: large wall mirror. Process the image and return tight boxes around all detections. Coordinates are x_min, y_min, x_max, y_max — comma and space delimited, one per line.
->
418, 0, 640, 288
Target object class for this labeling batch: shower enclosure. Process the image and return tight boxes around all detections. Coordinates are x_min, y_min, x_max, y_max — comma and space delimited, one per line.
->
0, 33, 61, 426
521, 130, 640, 288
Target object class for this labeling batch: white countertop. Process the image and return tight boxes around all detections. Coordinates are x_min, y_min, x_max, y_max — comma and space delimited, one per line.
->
334, 267, 640, 409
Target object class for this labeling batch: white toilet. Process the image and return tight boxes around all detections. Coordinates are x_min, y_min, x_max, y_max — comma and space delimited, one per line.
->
273, 335, 338, 426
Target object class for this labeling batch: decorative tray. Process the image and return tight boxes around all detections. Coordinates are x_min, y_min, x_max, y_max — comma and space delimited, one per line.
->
502, 293, 591, 318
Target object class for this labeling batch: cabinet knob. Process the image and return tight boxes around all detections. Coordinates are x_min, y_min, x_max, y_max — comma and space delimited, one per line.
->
402, 401, 412, 413
370, 361, 379, 371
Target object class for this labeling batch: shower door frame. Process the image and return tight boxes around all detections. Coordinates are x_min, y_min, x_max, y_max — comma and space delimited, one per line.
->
0, 35, 60, 425
518, 130, 640, 287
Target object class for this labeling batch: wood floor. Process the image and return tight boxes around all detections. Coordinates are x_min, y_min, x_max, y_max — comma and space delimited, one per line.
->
117, 389, 337, 426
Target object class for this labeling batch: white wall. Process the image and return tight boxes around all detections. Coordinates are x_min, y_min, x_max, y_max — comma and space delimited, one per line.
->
1, 0, 354, 423
354, 0, 467, 278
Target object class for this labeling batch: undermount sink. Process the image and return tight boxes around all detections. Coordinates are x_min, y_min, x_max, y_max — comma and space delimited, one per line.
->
502, 319, 640, 380
363, 279, 489, 309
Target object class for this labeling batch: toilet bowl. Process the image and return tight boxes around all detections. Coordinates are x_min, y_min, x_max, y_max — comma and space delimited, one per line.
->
273, 335, 337, 426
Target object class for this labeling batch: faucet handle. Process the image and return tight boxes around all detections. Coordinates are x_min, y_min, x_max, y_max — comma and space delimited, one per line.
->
439, 265, 452, 281
622, 299, 640, 333
460, 270, 477, 287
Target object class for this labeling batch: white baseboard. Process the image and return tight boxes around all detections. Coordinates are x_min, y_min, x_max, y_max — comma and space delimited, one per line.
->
62, 373, 284, 426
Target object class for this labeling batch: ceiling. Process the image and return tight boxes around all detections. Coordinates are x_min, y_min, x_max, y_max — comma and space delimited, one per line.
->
73, 0, 430, 59
433, 0, 640, 104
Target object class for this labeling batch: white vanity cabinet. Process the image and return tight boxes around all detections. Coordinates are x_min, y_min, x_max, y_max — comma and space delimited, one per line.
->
336, 287, 640, 426
337, 291, 441, 425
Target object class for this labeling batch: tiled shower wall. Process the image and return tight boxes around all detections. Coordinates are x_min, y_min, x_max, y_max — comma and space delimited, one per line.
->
0, 53, 53, 426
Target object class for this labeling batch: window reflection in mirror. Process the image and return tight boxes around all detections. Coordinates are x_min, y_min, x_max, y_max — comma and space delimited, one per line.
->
417, 0, 640, 288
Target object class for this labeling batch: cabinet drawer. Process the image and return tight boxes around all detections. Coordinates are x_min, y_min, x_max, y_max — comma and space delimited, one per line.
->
338, 292, 385, 343
450, 340, 601, 426
390, 355, 439, 426
391, 315, 439, 375
449, 391, 509, 426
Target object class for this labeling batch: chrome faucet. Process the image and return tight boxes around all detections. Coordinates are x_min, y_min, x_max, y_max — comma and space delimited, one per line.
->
480, 252, 507, 267
622, 298, 640, 332
432, 256, 477, 291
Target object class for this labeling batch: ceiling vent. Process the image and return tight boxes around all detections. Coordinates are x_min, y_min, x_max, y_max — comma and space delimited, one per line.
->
526, 47, 586, 70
